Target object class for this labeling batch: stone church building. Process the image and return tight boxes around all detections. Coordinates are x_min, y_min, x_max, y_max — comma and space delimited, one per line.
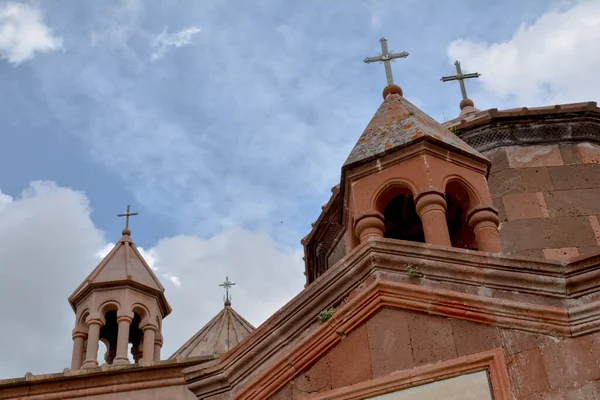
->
2, 40, 600, 399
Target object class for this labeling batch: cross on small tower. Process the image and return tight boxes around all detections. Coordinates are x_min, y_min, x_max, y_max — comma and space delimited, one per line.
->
117, 205, 139, 230
219, 276, 236, 305
440, 60, 481, 100
364, 37, 409, 86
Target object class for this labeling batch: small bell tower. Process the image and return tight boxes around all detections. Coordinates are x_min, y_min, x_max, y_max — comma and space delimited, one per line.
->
344, 39, 502, 253
68, 206, 171, 370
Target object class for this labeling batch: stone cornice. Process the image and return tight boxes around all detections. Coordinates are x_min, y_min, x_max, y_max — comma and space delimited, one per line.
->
0, 357, 211, 400
443, 104, 600, 152
183, 239, 600, 399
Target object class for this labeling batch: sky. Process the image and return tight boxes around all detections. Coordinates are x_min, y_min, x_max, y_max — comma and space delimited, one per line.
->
1, 0, 599, 378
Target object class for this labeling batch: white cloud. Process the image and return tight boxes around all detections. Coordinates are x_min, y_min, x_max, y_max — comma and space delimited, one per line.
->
447, 0, 600, 105
0, 2, 63, 65
0, 182, 304, 378
150, 26, 201, 61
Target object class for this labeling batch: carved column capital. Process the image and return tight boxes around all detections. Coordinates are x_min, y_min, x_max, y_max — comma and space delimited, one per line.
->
467, 205, 502, 253
354, 211, 385, 242
85, 313, 105, 327
116, 311, 134, 324
415, 189, 447, 216
467, 206, 500, 229
71, 329, 88, 340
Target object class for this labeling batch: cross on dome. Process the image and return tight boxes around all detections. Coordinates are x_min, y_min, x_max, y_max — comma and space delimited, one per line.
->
219, 276, 236, 306
117, 204, 139, 234
364, 37, 409, 86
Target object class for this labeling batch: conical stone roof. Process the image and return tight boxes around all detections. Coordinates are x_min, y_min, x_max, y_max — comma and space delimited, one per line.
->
343, 87, 487, 171
69, 229, 170, 314
170, 303, 255, 359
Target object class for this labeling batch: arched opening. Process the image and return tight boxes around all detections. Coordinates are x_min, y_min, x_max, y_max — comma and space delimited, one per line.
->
381, 189, 425, 243
445, 180, 477, 250
99, 310, 118, 364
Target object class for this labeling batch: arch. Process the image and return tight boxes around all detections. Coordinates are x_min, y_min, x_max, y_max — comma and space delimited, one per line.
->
76, 309, 90, 331
131, 303, 151, 325
442, 176, 482, 209
444, 178, 478, 250
372, 179, 418, 214
99, 300, 120, 316
373, 181, 425, 243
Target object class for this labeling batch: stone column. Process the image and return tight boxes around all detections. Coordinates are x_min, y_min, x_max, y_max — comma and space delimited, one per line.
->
81, 315, 104, 369
70, 330, 87, 370
154, 332, 163, 362
415, 190, 451, 246
354, 211, 385, 243
113, 312, 133, 365
141, 325, 157, 363
468, 206, 502, 253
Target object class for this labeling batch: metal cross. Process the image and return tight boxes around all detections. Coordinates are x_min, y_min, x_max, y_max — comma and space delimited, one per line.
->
440, 60, 481, 100
364, 37, 409, 86
219, 276, 236, 303
117, 205, 139, 230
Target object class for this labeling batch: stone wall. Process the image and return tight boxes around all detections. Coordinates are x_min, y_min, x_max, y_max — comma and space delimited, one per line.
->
486, 142, 600, 260
273, 308, 600, 399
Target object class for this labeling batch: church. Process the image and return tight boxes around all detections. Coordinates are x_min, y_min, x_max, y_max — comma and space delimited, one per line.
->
1, 38, 600, 399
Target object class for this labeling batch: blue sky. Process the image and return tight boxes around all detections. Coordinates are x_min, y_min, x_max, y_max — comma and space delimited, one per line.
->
1, 0, 599, 377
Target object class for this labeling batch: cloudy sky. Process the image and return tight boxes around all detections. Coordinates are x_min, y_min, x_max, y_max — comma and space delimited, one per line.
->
1, 0, 599, 378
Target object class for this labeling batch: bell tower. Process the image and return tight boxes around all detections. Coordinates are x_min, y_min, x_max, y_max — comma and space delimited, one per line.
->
68, 206, 171, 370
344, 39, 502, 253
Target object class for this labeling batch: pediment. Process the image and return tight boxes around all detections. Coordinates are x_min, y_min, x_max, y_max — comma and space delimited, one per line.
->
183, 238, 600, 399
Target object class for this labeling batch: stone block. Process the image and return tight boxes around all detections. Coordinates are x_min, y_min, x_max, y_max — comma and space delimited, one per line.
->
507, 348, 550, 398
292, 355, 331, 395
503, 193, 545, 221
543, 248, 579, 261
559, 144, 582, 165
450, 319, 502, 357
407, 312, 457, 367
543, 189, 600, 218
520, 167, 554, 192
328, 324, 372, 389
500, 219, 545, 254
484, 147, 510, 172
577, 142, 600, 164
488, 169, 526, 198
548, 164, 600, 190
542, 217, 598, 248
540, 336, 600, 390
507, 145, 564, 168
500, 328, 556, 355
366, 307, 414, 378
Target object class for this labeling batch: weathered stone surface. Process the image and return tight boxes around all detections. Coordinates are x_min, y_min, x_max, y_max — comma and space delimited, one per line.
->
577, 142, 600, 164
548, 164, 600, 190
327, 325, 372, 389
366, 307, 414, 378
543, 189, 600, 218
507, 348, 550, 398
542, 217, 598, 248
499, 218, 545, 253
408, 313, 457, 367
450, 319, 501, 357
507, 145, 564, 168
559, 144, 582, 165
503, 193, 545, 221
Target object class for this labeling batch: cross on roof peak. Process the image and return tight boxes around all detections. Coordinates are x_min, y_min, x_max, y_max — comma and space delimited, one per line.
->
440, 60, 481, 102
364, 37, 409, 87
117, 205, 139, 234
219, 276, 236, 306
